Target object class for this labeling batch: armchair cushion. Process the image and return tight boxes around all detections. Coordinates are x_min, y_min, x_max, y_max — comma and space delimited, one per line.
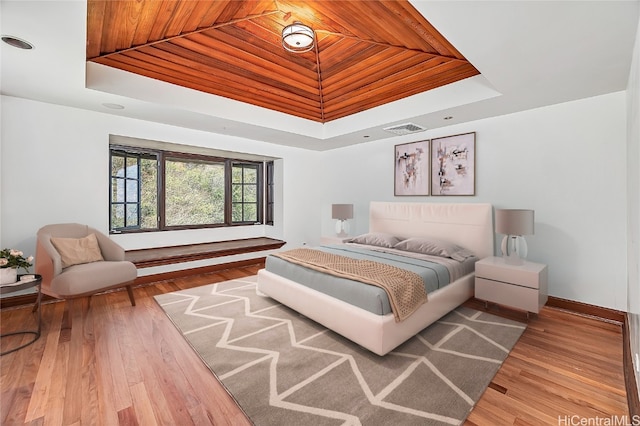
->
50, 260, 137, 297
50, 233, 104, 268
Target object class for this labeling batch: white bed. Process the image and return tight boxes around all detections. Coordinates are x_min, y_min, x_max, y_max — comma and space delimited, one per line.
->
257, 202, 494, 356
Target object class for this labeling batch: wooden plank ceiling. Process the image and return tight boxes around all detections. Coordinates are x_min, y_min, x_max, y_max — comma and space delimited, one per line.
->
87, 0, 479, 123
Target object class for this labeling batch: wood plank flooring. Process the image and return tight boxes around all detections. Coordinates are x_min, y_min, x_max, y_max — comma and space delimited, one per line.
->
1, 265, 630, 425
464, 300, 630, 425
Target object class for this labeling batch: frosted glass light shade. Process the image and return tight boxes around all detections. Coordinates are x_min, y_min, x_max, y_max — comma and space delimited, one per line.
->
282, 22, 314, 53
335, 220, 350, 237
501, 235, 528, 264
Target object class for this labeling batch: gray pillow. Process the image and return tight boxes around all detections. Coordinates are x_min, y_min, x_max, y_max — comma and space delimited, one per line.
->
394, 237, 475, 261
347, 232, 401, 248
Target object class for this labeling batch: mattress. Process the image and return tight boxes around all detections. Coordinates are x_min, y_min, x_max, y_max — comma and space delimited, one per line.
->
264, 243, 476, 316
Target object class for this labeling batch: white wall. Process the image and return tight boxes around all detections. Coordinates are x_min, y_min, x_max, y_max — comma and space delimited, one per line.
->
0, 96, 321, 275
0, 91, 630, 311
626, 10, 640, 402
320, 92, 628, 311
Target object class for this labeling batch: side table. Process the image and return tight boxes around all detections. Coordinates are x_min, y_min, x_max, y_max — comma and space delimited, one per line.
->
0, 274, 43, 355
475, 256, 548, 314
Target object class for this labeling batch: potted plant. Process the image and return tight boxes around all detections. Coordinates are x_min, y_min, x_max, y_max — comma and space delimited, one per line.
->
0, 249, 33, 284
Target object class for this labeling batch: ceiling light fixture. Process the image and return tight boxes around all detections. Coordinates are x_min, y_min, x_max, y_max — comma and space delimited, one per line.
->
1, 35, 34, 50
282, 22, 314, 53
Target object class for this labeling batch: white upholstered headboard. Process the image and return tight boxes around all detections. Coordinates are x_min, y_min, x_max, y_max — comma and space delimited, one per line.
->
369, 202, 494, 259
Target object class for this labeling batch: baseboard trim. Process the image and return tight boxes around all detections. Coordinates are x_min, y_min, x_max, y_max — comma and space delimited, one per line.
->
623, 313, 640, 418
546, 296, 625, 324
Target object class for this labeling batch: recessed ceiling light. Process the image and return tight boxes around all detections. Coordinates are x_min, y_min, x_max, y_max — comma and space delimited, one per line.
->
1, 35, 34, 50
102, 103, 125, 110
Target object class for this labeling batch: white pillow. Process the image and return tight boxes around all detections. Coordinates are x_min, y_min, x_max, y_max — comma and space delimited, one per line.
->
346, 232, 401, 248
394, 237, 475, 261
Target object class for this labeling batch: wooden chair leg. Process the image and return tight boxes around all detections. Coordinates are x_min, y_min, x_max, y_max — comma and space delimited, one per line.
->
126, 285, 136, 306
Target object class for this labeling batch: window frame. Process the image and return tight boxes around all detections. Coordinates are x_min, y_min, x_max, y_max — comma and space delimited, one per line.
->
265, 161, 275, 226
109, 145, 268, 234
109, 148, 159, 232
230, 161, 263, 226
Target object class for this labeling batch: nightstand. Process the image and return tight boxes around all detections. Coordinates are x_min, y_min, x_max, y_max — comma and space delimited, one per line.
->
320, 236, 350, 245
475, 256, 548, 314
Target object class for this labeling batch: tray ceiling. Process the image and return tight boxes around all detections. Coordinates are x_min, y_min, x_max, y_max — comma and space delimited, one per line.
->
86, 0, 479, 123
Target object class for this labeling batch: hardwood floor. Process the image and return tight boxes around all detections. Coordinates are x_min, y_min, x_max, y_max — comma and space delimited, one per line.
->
1, 265, 630, 425
464, 300, 630, 425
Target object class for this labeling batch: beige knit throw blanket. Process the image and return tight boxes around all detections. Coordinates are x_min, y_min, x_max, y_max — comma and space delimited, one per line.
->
272, 248, 428, 322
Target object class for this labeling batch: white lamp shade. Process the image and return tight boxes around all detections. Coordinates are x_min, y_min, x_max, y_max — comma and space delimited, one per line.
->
332, 204, 354, 220
495, 209, 534, 236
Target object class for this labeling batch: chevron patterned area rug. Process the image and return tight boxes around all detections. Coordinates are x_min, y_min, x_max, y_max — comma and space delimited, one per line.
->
154, 275, 526, 426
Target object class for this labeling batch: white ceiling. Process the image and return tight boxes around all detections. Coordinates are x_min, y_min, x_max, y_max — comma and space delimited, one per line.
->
1, 1, 638, 151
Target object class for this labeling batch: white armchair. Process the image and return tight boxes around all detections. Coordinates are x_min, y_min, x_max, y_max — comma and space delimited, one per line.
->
35, 223, 137, 326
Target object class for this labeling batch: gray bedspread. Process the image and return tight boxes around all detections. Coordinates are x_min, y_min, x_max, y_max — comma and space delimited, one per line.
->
264, 243, 476, 316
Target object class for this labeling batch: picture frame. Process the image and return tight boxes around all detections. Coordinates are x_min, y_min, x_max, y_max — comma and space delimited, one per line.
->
394, 140, 430, 196
430, 132, 476, 196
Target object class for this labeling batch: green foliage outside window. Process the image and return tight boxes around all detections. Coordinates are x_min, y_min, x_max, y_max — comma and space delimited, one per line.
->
165, 159, 225, 226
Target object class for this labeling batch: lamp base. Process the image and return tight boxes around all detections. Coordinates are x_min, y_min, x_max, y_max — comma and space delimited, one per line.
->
335, 220, 349, 237
501, 235, 528, 265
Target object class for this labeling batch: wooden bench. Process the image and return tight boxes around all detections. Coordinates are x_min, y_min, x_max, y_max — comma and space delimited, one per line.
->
125, 237, 286, 268
125, 237, 286, 284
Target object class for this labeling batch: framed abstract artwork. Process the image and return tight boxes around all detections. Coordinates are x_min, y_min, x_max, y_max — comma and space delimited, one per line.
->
394, 140, 430, 196
430, 132, 476, 196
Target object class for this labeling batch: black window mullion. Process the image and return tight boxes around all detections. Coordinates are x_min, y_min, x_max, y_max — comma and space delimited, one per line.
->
136, 156, 142, 228
109, 153, 118, 231
158, 152, 166, 230
266, 161, 274, 225
256, 162, 264, 224
225, 159, 232, 225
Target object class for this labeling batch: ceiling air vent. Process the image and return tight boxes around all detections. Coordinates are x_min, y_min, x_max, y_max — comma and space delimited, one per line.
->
383, 123, 427, 136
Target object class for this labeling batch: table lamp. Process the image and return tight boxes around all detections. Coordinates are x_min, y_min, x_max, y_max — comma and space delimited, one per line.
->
332, 204, 353, 237
495, 209, 534, 265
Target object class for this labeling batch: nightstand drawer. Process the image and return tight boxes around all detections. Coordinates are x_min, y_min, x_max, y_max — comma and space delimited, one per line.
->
475, 277, 541, 313
476, 260, 546, 289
